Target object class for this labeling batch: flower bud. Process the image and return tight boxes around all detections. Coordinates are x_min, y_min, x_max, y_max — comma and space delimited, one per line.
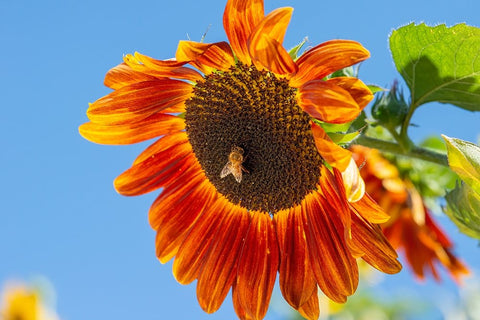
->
371, 81, 409, 129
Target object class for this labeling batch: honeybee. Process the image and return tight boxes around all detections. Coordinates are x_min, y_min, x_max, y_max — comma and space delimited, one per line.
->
220, 146, 248, 183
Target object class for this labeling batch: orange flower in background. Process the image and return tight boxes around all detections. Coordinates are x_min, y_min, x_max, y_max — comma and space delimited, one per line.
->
80, 0, 402, 319
351, 145, 469, 282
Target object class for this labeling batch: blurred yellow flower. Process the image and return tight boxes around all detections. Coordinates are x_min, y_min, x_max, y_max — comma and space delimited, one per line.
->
1, 282, 59, 320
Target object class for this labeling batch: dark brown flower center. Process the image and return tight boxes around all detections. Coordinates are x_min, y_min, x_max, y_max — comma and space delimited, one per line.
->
185, 63, 322, 213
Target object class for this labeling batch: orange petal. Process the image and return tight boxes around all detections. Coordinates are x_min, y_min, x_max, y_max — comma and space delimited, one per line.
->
79, 113, 185, 145
234, 211, 279, 320
290, 40, 370, 88
172, 198, 228, 285
232, 284, 255, 320
327, 77, 373, 109
124, 52, 203, 82
297, 290, 320, 320
248, 30, 297, 75
176, 41, 235, 74
248, 8, 297, 75
87, 79, 192, 125
149, 165, 205, 230
319, 167, 351, 233
251, 7, 292, 44
303, 192, 359, 303
350, 192, 391, 224
275, 206, 316, 309
311, 121, 352, 171
297, 79, 363, 124
223, 0, 264, 64
153, 177, 216, 263
113, 137, 192, 196
351, 212, 402, 274
132, 132, 188, 165
104, 63, 159, 90
196, 205, 251, 313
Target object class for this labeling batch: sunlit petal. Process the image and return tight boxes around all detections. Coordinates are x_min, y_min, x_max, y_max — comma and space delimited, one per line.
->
290, 40, 370, 88
223, 0, 264, 64
79, 113, 185, 145
86, 79, 192, 125
176, 40, 235, 74
297, 80, 363, 124
311, 122, 352, 171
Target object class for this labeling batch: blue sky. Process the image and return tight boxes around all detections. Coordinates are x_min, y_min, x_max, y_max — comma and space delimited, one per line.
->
1, 0, 480, 319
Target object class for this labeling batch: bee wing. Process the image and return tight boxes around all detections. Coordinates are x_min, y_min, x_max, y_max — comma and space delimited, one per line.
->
220, 162, 242, 183
231, 168, 242, 183
220, 162, 233, 179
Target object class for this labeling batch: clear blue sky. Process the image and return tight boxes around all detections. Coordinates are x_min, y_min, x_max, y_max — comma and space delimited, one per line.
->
1, 0, 479, 319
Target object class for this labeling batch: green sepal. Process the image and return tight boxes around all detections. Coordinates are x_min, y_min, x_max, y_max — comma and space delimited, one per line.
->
367, 84, 387, 94
288, 37, 308, 61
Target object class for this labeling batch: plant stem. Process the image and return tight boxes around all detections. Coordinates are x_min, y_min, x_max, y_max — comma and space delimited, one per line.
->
400, 103, 417, 141
354, 135, 449, 167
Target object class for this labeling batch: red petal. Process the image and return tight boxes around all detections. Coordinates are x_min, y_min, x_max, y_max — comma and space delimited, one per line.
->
311, 122, 352, 171
297, 79, 363, 124
172, 198, 228, 285
351, 212, 402, 274
297, 290, 320, 320
351, 192, 391, 224
327, 77, 373, 110
234, 211, 279, 320
275, 206, 316, 308
87, 79, 192, 125
153, 178, 216, 263
303, 191, 358, 303
232, 283, 254, 320
248, 33, 297, 75
104, 63, 158, 90
290, 40, 370, 88
124, 52, 203, 81
149, 168, 205, 230
248, 7, 297, 75
113, 137, 192, 196
223, 0, 264, 64
79, 113, 185, 145
196, 205, 251, 313
132, 132, 188, 165
176, 41, 235, 74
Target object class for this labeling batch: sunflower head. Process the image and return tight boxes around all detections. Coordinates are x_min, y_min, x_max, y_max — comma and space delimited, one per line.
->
79, 0, 402, 319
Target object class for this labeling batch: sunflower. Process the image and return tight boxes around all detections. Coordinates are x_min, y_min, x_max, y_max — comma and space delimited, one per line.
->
79, 0, 401, 319
351, 145, 469, 282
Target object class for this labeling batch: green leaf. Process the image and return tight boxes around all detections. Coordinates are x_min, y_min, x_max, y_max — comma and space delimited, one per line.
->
321, 112, 367, 145
327, 131, 360, 145
445, 182, 480, 239
443, 135, 480, 194
321, 111, 367, 134
329, 66, 355, 78
390, 23, 480, 111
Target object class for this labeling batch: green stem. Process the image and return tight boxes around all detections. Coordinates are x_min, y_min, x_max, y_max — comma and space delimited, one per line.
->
354, 135, 449, 167
400, 103, 417, 141
387, 127, 414, 152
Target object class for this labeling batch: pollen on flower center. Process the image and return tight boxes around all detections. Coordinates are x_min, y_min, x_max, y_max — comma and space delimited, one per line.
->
185, 63, 323, 213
